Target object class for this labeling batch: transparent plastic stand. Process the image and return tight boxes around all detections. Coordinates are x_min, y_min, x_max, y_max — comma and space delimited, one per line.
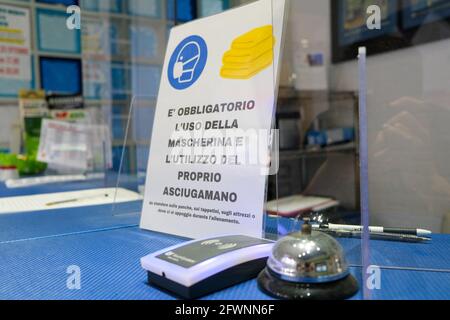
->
112, 95, 156, 217
359, 42, 450, 300
362, 44, 450, 299
358, 47, 371, 300
112, 98, 281, 237
263, 129, 280, 241
113, 109, 279, 233
112, 100, 280, 235
112, 1, 284, 240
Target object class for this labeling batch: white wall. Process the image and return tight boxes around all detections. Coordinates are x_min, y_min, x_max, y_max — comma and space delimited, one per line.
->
281, 0, 331, 87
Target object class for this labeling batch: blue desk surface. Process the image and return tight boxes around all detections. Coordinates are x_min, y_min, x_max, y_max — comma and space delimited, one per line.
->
0, 179, 108, 197
1, 187, 450, 300
0, 173, 140, 198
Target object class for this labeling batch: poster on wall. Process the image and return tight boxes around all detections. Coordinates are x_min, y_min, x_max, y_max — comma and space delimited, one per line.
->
337, 0, 398, 46
333, 0, 450, 62
402, 0, 450, 29
37, 119, 112, 172
0, 4, 31, 81
140, 0, 286, 239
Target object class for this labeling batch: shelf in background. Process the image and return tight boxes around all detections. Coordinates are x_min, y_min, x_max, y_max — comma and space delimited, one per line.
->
277, 87, 357, 100
279, 142, 358, 160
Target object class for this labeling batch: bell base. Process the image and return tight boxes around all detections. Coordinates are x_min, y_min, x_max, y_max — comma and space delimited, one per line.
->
257, 268, 359, 300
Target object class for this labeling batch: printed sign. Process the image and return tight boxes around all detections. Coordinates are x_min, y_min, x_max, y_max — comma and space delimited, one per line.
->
0, 4, 31, 81
140, 0, 286, 239
37, 119, 112, 172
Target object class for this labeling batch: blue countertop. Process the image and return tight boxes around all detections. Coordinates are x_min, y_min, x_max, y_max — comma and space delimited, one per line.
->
1, 183, 449, 300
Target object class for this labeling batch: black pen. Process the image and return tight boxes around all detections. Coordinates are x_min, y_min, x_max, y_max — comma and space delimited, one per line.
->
317, 228, 431, 243
313, 223, 432, 237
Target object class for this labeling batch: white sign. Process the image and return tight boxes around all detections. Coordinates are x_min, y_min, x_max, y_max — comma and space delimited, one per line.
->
38, 119, 112, 172
0, 4, 31, 81
141, 0, 286, 239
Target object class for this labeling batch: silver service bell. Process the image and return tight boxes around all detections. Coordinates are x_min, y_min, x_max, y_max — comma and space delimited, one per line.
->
258, 221, 359, 300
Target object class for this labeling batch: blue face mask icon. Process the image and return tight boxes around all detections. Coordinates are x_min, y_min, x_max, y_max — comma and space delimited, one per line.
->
168, 35, 208, 90
173, 41, 201, 84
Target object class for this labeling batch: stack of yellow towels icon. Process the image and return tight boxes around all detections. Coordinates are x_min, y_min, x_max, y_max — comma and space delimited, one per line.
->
220, 25, 275, 80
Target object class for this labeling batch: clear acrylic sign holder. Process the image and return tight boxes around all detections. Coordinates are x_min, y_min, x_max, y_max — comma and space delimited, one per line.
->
111, 96, 282, 238
111, 95, 156, 217
111, 1, 285, 241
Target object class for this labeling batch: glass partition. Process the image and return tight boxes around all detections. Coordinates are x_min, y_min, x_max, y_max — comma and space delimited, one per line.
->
334, 0, 450, 300
0, 0, 170, 241
264, 0, 450, 300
